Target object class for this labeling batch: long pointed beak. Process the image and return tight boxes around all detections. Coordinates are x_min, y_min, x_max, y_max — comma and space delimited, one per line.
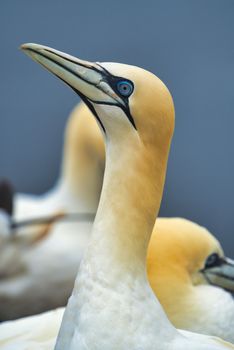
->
20, 43, 124, 108
202, 257, 234, 293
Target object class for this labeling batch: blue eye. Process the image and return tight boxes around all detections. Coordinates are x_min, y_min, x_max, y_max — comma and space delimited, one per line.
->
116, 80, 133, 97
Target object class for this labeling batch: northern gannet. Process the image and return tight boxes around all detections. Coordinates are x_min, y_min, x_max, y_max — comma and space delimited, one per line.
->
147, 217, 234, 343
7, 42, 231, 349
0, 103, 104, 320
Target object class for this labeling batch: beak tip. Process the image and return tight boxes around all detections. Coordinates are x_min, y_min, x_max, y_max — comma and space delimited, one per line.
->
20, 43, 30, 51
20, 44, 26, 51
20, 43, 40, 52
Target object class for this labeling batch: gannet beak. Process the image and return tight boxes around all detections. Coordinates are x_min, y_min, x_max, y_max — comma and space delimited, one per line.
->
201, 256, 234, 293
21, 43, 126, 131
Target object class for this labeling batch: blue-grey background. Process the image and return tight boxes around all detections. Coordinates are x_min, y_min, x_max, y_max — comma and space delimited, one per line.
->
0, 0, 234, 254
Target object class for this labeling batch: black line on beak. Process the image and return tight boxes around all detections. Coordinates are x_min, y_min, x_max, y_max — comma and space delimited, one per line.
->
76, 91, 106, 134
25, 48, 97, 88
44, 48, 104, 75
24, 48, 106, 133
122, 105, 137, 130
48, 73, 106, 134
24, 47, 136, 131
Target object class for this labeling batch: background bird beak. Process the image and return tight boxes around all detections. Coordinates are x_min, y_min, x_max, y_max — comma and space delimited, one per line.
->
20, 43, 123, 106
202, 257, 234, 293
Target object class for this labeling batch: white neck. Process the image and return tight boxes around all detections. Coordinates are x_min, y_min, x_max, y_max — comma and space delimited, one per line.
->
55, 131, 176, 349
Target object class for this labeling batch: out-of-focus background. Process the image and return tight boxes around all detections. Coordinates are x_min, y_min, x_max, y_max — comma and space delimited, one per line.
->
0, 0, 233, 254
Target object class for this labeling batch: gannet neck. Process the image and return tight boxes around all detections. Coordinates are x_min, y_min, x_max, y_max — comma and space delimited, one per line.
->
93, 137, 169, 269
55, 131, 176, 350
61, 104, 105, 213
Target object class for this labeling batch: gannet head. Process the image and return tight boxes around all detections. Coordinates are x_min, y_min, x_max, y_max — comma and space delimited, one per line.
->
147, 218, 234, 300
20, 43, 174, 153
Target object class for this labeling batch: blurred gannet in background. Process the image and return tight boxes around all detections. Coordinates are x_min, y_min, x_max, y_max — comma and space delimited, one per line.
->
0, 42, 232, 350
15, 101, 104, 218
0, 103, 104, 320
147, 217, 234, 343
0, 180, 52, 277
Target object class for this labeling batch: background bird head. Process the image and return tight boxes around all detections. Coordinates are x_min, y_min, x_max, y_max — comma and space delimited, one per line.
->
147, 217, 234, 300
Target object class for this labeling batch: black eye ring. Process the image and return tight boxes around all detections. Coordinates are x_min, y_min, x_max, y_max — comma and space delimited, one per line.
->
116, 80, 134, 97
205, 253, 220, 269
